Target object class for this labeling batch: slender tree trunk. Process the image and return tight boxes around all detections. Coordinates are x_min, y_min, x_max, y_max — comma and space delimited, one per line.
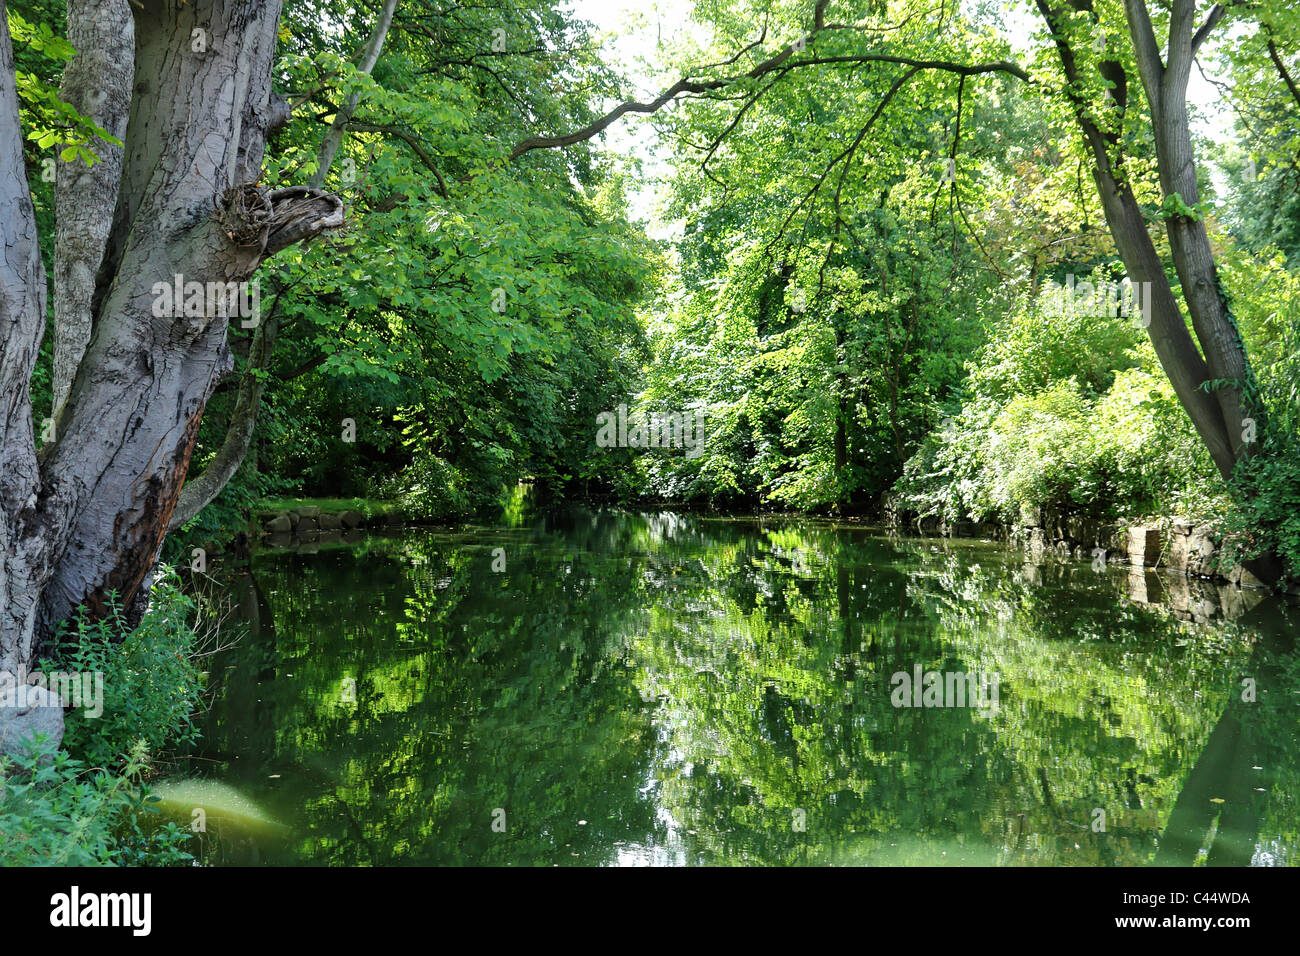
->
168, 312, 279, 530
50, 0, 133, 421
1127, 0, 1257, 465
1089, 161, 1238, 478
311, 0, 399, 188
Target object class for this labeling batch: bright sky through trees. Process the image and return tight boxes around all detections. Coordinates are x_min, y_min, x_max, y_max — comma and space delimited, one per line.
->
569, 0, 1232, 231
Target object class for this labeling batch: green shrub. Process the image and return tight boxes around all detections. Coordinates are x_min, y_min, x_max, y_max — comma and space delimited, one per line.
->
893, 284, 1221, 523
0, 740, 191, 866
43, 568, 206, 772
985, 380, 1099, 511
1094, 365, 1223, 517
386, 447, 480, 520
970, 281, 1141, 400
1224, 309, 1300, 579
0, 568, 208, 866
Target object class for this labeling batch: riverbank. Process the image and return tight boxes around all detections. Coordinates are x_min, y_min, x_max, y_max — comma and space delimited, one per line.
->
231, 494, 1298, 601
0, 570, 205, 865
889, 502, 1295, 594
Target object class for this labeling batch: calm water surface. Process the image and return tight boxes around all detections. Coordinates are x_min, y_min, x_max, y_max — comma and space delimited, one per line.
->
174, 507, 1300, 865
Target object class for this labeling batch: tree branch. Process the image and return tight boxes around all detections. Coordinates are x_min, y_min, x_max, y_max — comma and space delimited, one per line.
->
510, 27, 1026, 161
1165, 0, 1199, 92
347, 120, 449, 196
1266, 37, 1300, 114
311, 0, 400, 188
169, 305, 281, 532
1190, 3, 1225, 59
1121, 0, 1166, 108
771, 65, 922, 265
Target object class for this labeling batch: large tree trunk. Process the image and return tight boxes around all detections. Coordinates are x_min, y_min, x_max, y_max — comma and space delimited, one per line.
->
1036, 0, 1284, 582
0, 5, 52, 685
1126, 0, 1257, 465
1, 0, 343, 754
36, 0, 290, 639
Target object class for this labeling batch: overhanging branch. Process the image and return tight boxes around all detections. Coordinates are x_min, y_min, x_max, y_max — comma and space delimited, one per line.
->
509, 30, 1027, 161
347, 120, 449, 196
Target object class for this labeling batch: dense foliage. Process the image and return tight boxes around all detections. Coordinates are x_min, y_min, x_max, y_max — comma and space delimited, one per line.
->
5, 0, 1299, 874
8, 0, 1298, 576
0, 572, 205, 865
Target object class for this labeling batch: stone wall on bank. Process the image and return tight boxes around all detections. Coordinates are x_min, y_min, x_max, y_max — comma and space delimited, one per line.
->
886, 501, 1274, 592
1011, 507, 1268, 589
256, 504, 407, 550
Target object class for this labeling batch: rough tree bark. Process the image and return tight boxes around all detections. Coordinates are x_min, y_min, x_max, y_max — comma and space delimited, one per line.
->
166, 311, 279, 531
0, 0, 344, 754
0, 6, 51, 700
49, 0, 133, 421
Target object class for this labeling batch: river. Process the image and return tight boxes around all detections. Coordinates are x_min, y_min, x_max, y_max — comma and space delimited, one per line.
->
166, 506, 1300, 866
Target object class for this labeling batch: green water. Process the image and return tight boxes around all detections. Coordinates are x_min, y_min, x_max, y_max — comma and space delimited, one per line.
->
180, 507, 1300, 866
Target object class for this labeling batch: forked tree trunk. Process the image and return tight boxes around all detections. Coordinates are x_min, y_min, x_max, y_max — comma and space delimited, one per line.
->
1037, 0, 1240, 483
37, 0, 290, 638
1037, 0, 1280, 550
0, 0, 343, 753
1125, 0, 1259, 461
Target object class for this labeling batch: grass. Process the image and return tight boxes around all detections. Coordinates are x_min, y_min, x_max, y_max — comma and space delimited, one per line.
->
254, 497, 409, 520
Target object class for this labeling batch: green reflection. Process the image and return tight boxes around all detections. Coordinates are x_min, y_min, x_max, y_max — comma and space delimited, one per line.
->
177, 509, 1300, 866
